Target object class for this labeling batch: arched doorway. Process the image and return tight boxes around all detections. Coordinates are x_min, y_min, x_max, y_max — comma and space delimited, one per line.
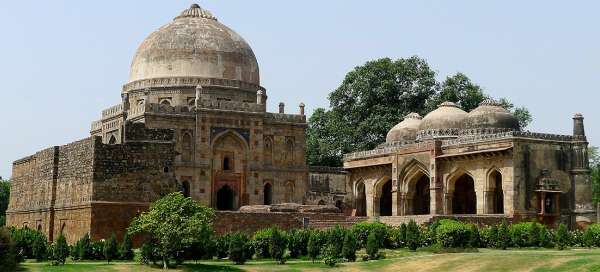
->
490, 171, 504, 214
216, 185, 235, 211
379, 180, 393, 216
413, 175, 430, 215
452, 175, 476, 214
356, 182, 367, 216
263, 183, 272, 205
182, 181, 190, 198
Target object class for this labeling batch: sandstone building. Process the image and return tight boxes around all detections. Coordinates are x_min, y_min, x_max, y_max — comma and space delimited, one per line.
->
344, 101, 594, 227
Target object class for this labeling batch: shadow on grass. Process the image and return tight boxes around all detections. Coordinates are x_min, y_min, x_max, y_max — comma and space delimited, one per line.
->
183, 263, 245, 272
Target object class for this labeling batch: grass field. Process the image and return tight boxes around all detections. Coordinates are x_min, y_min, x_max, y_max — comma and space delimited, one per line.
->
19, 248, 600, 272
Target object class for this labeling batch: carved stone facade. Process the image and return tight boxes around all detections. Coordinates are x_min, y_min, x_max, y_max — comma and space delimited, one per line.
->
344, 101, 594, 228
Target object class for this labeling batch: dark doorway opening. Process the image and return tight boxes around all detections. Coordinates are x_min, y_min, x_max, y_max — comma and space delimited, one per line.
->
453, 175, 476, 214
413, 175, 430, 215
492, 171, 504, 214
379, 180, 393, 216
356, 183, 367, 216
217, 185, 235, 211
263, 183, 272, 205
182, 181, 190, 198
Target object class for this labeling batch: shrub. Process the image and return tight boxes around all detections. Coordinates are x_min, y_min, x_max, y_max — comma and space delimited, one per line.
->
584, 224, 600, 247
269, 228, 288, 264
252, 228, 273, 258
399, 223, 408, 248
497, 221, 510, 250
0, 227, 17, 272
406, 220, 420, 251
140, 241, 160, 265
322, 244, 339, 267
104, 233, 118, 263
11, 227, 44, 261
119, 233, 134, 260
77, 233, 92, 260
90, 240, 105, 260
215, 234, 230, 259
325, 225, 345, 257
482, 224, 498, 248
307, 231, 321, 262
366, 231, 380, 260
529, 222, 541, 247
229, 232, 250, 265
570, 230, 585, 247
539, 226, 554, 248
51, 234, 69, 265
341, 231, 357, 262
350, 221, 387, 249
32, 234, 47, 262
288, 229, 309, 258
555, 223, 569, 250
435, 220, 472, 248
468, 224, 481, 248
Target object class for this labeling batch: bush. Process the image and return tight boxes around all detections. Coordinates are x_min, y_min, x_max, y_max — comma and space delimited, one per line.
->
90, 240, 105, 260
366, 231, 380, 260
11, 227, 44, 261
325, 225, 345, 257
468, 224, 481, 248
215, 234, 230, 259
51, 234, 69, 265
76, 233, 92, 260
341, 231, 357, 262
322, 244, 339, 267
509, 222, 543, 248
435, 220, 472, 248
497, 221, 510, 250
119, 233, 134, 260
0, 227, 17, 271
307, 231, 322, 262
104, 233, 118, 263
140, 241, 160, 265
584, 224, 600, 247
269, 228, 288, 264
481, 224, 498, 248
555, 223, 569, 250
252, 228, 273, 258
32, 234, 47, 262
287, 229, 309, 258
350, 221, 387, 249
229, 232, 250, 265
406, 220, 421, 251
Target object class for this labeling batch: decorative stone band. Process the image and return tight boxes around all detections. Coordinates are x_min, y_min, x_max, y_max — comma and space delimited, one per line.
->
197, 99, 265, 113
308, 166, 348, 174
264, 112, 306, 124
459, 127, 515, 136
101, 104, 124, 119
122, 76, 265, 93
343, 141, 432, 161
91, 120, 102, 133
416, 128, 461, 141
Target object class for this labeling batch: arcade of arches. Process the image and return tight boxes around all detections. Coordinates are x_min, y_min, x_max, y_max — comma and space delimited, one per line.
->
350, 165, 510, 217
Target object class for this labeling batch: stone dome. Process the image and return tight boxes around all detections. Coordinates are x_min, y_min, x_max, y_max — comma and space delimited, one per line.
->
419, 101, 467, 131
463, 99, 520, 130
386, 113, 422, 143
128, 4, 260, 85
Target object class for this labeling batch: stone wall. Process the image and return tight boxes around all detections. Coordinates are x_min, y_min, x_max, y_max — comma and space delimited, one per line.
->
213, 211, 347, 235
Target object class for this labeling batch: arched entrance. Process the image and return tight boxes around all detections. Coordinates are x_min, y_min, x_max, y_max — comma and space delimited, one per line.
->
355, 182, 367, 216
379, 180, 393, 216
216, 185, 235, 211
182, 181, 190, 198
413, 175, 430, 215
263, 183, 272, 205
452, 175, 476, 214
490, 171, 504, 214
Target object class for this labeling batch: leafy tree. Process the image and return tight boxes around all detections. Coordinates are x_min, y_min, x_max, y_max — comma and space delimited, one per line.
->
103, 233, 118, 263
555, 224, 569, 250
341, 231, 357, 262
140, 241, 160, 265
229, 232, 250, 265
306, 57, 531, 167
269, 228, 287, 264
128, 192, 215, 269
51, 234, 69, 265
0, 180, 9, 226
366, 231, 380, 260
0, 227, 17, 271
406, 220, 420, 251
119, 232, 134, 260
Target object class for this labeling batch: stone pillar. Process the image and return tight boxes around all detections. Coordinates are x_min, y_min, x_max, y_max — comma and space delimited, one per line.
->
430, 141, 444, 214
299, 103, 305, 115
256, 89, 267, 105
278, 102, 285, 113
444, 192, 453, 215
571, 113, 594, 225
483, 190, 494, 214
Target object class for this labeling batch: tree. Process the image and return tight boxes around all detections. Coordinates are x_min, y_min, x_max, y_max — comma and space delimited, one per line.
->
52, 234, 69, 265
306, 57, 532, 167
0, 227, 17, 271
119, 232, 134, 260
0, 180, 9, 226
341, 231, 357, 262
103, 233, 118, 263
128, 192, 215, 269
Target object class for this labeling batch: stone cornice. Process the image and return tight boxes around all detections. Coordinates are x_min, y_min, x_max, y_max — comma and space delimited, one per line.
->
122, 76, 265, 93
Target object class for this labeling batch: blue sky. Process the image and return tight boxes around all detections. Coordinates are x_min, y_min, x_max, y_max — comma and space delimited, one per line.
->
0, 1, 598, 178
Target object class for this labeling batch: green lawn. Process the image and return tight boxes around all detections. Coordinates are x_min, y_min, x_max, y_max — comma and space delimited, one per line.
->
19, 248, 600, 272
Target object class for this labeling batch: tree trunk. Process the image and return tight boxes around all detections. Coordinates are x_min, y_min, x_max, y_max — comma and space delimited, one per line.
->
163, 256, 168, 270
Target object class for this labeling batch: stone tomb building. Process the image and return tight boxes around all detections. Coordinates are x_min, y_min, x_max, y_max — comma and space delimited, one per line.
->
6, 4, 318, 243
344, 101, 594, 227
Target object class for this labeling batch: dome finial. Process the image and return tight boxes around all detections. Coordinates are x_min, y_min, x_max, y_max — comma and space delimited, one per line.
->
175, 3, 217, 21
190, 3, 201, 9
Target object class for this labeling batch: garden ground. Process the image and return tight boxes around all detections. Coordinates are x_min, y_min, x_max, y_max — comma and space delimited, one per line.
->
19, 248, 600, 272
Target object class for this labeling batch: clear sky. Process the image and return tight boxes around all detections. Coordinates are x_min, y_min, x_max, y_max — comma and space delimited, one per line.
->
0, 1, 598, 179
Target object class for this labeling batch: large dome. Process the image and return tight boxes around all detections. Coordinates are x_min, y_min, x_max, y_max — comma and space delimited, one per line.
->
419, 101, 467, 131
386, 113, 422, 143
463, 99, 520, 131
128, 4, 260, 86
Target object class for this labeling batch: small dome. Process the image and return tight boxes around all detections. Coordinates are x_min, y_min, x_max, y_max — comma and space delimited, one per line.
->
463, 99, 520, 130
386, 113, 422, 143
128, 4, 259, 86
419, 101, 467, 131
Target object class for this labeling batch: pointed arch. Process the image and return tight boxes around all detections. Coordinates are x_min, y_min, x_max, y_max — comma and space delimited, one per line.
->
211, 129, 249, 150
354, 179, 367, 216
108, 135, 117, 145
264, 136, 273, 165
374, 176, 393, 216
400, 159, 430, 193
486, 167, 504, 214
263, 182, 272, 205
182, 132, 193, 162
445, 168, 475, 193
